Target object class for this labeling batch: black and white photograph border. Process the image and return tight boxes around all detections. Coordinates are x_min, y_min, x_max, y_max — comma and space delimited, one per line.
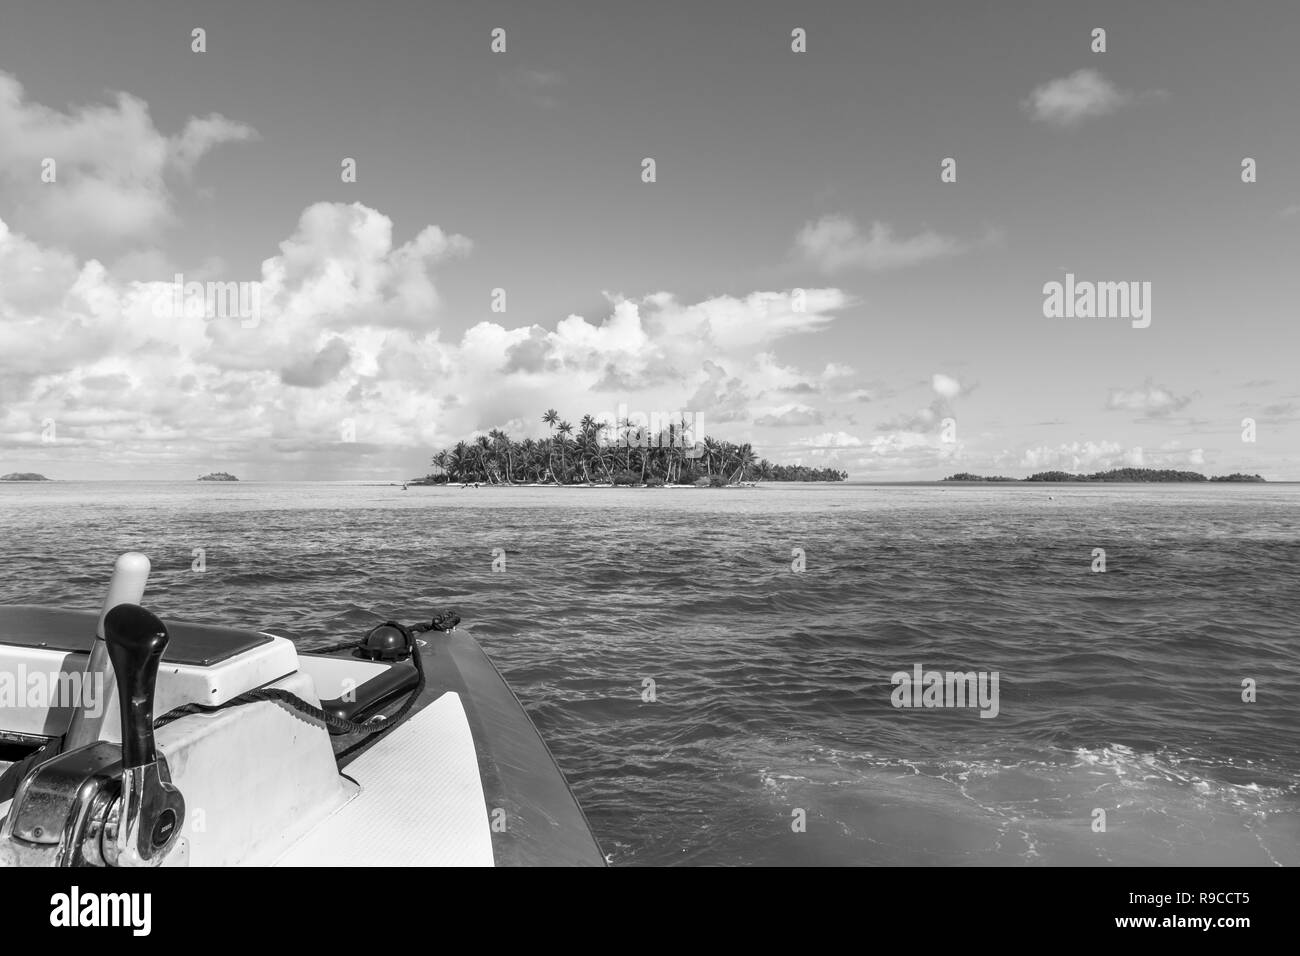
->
0, 0, 1294, 912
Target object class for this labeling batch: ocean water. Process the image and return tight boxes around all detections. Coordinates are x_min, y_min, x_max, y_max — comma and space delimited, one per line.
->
1, 480, 1297, 866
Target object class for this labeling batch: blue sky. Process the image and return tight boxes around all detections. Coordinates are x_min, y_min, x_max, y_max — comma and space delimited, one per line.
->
1, 0, 1297, 479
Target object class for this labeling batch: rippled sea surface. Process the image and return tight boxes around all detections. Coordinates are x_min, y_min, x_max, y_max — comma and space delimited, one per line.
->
2, 481, 1297, 865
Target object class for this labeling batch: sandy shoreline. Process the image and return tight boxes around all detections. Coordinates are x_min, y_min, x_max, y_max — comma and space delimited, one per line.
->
409, 481, 761, 489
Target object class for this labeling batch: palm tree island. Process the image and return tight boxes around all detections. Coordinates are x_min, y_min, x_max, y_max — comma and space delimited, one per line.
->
419, 409, 847, 486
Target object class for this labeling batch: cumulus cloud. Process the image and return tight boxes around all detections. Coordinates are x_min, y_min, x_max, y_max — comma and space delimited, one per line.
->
1105, 381, 1193, 417
0, 71, 256, 249
795, 215, 968, 274
1022, 69, 1146, 128
685, 359, 752, 424
256, 202, 471, 334
0, 204, 850, 477
931, 373, 968, 400
280, 338, 352, 388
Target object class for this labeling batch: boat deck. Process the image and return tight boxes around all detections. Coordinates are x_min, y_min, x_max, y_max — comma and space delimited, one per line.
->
0, 605, 605, 866
275, 692, 493, 866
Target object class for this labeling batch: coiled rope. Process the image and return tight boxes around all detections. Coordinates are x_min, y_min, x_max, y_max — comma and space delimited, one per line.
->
153, 613, 459, 741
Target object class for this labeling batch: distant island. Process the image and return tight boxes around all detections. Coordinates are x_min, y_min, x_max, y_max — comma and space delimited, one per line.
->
0, 472, 49, 481
417, 409, 847, 486
198, 472, 239, 481
944, 469, 1265, 483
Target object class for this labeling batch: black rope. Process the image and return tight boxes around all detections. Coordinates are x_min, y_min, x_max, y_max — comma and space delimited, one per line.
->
155, 686, 388, 735
302, 638, 364, 656
336, 626, 427, 761
153, 613, 457, 738
299, 611, 459, 656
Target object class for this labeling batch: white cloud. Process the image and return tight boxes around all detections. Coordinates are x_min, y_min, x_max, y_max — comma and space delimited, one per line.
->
169, 115, 259, 176
793, 431, 861, 448
1106, 381, 1192, 417
931, 373, 964, 399
788, 431, 863, 462
754, 404, 824, 427
869, 430, 934, 455
783, 426, 962, 476
653, 288, 844, 350
0, 205, 851, 477
256, 202, 471, 335
874, 373, 970, 434
1018, 440, 1126, 472
1022, 69, 1135, 128
795, 215, 966, 273
0, 71, 256, 249
821, 363, 854, 380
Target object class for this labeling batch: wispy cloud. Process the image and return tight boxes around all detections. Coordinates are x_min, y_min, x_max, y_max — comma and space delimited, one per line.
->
795, 215, 968, 274
1018, 440, 1133, 471
1105, 381, 1193, 418
876, 373, 973, 432
755, 404, 824, 427
1015, 440, 1212, 473
1257, 401, 1300, 424
1022, 69, 1150, 128
792, 431, 863, 457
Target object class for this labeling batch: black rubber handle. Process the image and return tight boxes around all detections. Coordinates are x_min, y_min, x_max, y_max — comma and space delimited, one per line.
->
103, 603, 169, 770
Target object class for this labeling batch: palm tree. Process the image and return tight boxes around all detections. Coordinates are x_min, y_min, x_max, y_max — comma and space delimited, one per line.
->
425, 408, 847, 486
663, 421, 680, 484
636, 432, 650, 482
450, 441, 471, 482
430, 450, 451, 481
489, 428, 514, 483
718, 441, 738, 481
557, 420, 573, 483
676, 416, 699, 479
702, 437, 720, 478
731, 443, 757, 483
474, 435, 495, 482
617, 417, 636, 473
575, 429, 606, 483
541, 409, 559, 482
589, 435, 613, 481
519, 438, 538, 482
